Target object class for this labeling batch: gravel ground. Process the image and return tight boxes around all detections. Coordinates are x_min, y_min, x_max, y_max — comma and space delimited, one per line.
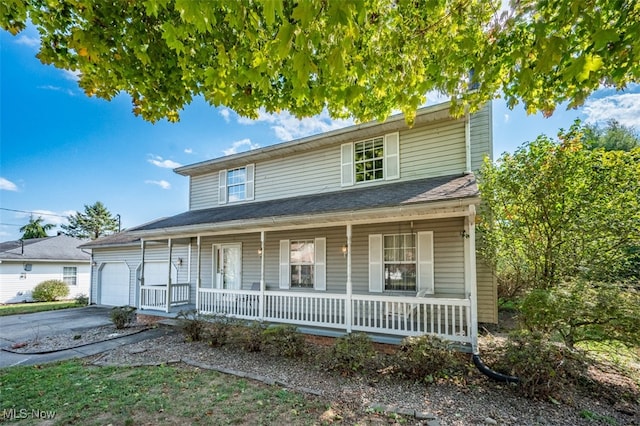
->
89, 330, 639, 426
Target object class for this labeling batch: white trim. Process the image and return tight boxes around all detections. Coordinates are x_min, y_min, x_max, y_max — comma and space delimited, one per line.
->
465, 111, 471, 173
384, 132, 400, 180
417, 231, 434, 294
314, 237, 326, 291
368, 234, 383, 292
218, 169, 227, 204
341, 142, 354, 186
245, 163, 255, 200
279, 239, 290, 289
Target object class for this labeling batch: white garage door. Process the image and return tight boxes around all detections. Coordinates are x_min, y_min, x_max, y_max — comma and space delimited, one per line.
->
100, 263, 130, 306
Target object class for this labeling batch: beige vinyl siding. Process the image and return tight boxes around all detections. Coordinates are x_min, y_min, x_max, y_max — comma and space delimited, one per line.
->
476, 257, 498, 324
470, 104, 492, 170
187, 112, 490, 210
352, 218, 465, 297
190, 173, 218, 210
196, 233, 262, 290
400, 121, 466, 179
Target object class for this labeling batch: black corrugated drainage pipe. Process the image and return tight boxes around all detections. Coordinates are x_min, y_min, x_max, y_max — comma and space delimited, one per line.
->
472, 353, 519, 384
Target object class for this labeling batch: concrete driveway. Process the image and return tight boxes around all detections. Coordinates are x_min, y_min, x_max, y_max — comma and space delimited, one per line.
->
0, 306, 113, 348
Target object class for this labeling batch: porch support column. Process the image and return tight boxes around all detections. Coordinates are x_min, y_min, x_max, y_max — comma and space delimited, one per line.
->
464, 205, 478, 352
465, 110, 472, 173
260, 231, 265, 320
140, 239, 146, 309
196, 235, 201, 312
167, 238, 173, 313
346, 224, 352, 333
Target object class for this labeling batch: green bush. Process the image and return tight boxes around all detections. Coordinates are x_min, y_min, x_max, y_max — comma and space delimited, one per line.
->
393, 335, 461, 383
235, 321, 267, 352
207, 314, 237, 347
110, 306, 136, 329
486, 330, 586, 400
262, 324, 306, 358
32, 280, 69, 302
327, 332, 375, 375
74, 293, 89, 305
177, 309, 208, 342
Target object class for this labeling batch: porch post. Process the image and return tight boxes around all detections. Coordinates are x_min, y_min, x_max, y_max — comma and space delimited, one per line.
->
260, 230, 265, 320
346, 224, 352, 333
196, 235, 201, 312
465, 205, 478, 352
140, 239, 146, 309
167, 238, 172, 313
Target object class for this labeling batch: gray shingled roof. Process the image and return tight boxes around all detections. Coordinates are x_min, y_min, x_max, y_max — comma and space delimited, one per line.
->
0, 235, 90, 261
137, 173, 477, 231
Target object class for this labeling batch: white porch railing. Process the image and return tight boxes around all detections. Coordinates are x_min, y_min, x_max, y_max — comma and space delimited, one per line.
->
197, 288, 473, 345
140, 284, 190, 311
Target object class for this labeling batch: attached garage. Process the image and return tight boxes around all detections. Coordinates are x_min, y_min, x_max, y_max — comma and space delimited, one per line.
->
99, 262, 131, 306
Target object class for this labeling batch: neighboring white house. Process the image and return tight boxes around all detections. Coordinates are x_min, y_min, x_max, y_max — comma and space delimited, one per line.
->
0, 235, 91, 303
82, 102, 497, 351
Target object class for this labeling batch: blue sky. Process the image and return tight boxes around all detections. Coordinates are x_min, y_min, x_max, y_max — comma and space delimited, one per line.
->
2, 27, 640, 242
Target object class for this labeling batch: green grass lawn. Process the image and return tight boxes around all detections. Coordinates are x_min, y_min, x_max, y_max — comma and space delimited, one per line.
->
0, 360, 333, 425
0, 301, 83, 316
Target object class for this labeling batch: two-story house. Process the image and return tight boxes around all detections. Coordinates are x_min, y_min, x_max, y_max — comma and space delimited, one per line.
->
82, 102, 496, 351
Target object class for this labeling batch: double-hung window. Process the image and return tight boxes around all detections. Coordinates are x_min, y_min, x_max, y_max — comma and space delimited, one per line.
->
227, 167, 246, 202
368, 231, 433, 294
289, 240, 315, 288
218, 164, 255, 204
63, 266, 77, 286
341, 132, 399, 186
383, 234, 416, 291
279, 238, 326, 290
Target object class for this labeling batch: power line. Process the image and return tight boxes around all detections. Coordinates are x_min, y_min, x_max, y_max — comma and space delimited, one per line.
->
0, 223, 24, 227
0, 208, 69, 218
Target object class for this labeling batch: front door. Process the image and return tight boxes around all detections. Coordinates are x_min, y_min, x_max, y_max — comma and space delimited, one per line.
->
214, 243, 242, 289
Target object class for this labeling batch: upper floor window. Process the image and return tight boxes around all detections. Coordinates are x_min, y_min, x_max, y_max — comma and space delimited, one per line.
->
227, 167, 246, 202
218, 164, 255, 204
354, 137, 384, 182
63, 266, 77, 286
341, 132, 399, 186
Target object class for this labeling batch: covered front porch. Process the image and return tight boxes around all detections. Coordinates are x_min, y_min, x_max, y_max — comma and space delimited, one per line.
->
134, 202, 480, 351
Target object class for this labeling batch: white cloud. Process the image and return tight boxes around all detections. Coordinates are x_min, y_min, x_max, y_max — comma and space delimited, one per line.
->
62, 69, 81, 81
504, 114, 510, 123
223, 138, 261, 156
583, 92, 640, 128
184, 148, 193, 154
15, 35, 39, 48
219, 108, 231, 122
237, 109, 354, 141
37, 85, 76, 96
147, 155, 182, 169
12, 210, 74, 227
0, 178, 18, 191
145, 180, 171, 190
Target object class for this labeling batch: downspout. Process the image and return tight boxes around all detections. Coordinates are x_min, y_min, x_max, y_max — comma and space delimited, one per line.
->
465, 110, 472, 174
472, 353, 519, 383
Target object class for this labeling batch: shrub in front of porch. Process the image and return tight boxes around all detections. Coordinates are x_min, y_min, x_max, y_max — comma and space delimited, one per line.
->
177, 309, 207, 342
327, 333, 376, 376
262, 324, 306, 358
392, 335, 464, 383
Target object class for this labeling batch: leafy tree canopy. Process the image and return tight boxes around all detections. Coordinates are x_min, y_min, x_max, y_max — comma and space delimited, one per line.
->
20, 216, 55, 239
61, 201, 119, 240
2, 0, 638, 124
583, 120, 640, 151
478, 121, 640, 292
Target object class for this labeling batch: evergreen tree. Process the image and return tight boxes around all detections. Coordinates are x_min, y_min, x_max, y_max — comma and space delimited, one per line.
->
61, 201, 119, 240
20, 216, 55, 239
